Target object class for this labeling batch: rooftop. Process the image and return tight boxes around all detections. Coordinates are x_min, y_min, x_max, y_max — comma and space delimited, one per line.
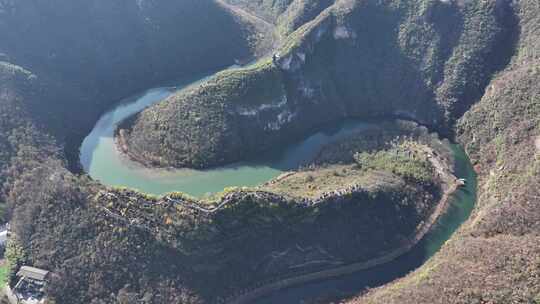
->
17, 266, 50, 282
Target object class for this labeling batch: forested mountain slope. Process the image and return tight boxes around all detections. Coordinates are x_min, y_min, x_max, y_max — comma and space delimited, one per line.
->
121, 0, 516, 169
352, 1, 540, 303
0, 0, 537, 303
0, 63, 59, 223
0, 0, 269, 164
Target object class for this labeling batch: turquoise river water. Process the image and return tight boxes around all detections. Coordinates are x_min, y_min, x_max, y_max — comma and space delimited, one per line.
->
80, 71, 374, 197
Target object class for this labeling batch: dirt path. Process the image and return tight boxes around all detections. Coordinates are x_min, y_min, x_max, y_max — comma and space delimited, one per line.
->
214, 0, 275, 29
214, 0, 279, 55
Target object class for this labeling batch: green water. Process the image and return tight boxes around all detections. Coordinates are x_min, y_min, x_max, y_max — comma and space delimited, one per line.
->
80, 74, 373, 197
423, 145, 477, 258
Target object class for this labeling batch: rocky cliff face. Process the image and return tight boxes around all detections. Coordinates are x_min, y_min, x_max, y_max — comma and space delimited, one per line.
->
122, 0, 515, 169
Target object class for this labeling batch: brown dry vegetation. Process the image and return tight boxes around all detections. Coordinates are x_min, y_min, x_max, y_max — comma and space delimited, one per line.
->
348, 1, 540, 303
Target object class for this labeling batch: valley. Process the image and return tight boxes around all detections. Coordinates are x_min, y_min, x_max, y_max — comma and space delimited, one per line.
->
0, 0, 537, 304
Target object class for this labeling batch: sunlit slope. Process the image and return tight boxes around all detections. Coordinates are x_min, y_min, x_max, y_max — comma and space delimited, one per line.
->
351, 1, 540, 303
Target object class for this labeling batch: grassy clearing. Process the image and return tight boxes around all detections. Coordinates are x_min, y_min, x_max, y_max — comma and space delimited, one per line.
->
354, 142, 434, 184
259, 164, 403, 199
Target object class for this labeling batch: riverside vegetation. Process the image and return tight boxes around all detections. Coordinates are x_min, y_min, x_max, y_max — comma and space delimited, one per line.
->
0, 0, 538, 304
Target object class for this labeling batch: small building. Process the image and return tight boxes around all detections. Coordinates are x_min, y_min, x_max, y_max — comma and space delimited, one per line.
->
16, 267, 50, 282
9, 266, 50, 304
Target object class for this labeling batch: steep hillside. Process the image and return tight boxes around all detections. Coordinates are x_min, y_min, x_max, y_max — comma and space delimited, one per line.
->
122, 0, 515, 169
349, 1, 540, 303
6, 164, 207, 304
0, 62, 209, 302
0, 62, 61, 222
0, 0, 264, 88
0, 0, 271, 165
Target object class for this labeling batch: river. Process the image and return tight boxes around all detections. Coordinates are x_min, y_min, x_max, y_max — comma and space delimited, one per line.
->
80, 70, 374, 197
80, 69, 477, 303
